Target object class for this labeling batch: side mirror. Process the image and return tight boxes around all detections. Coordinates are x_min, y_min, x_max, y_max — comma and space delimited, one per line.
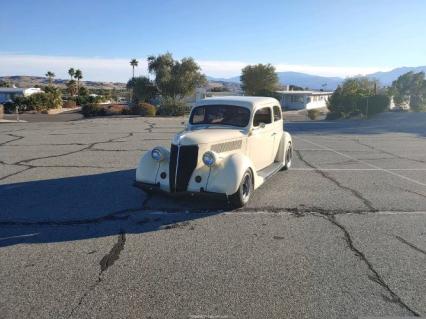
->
259, 122, 266, 129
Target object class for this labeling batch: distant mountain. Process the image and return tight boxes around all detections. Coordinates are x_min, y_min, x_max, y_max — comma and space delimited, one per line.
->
3, 66, 426, 92
276, 72, 342, 90
208, 72, 343, 90
366, 66, 426, 85
0, 76, 126, 90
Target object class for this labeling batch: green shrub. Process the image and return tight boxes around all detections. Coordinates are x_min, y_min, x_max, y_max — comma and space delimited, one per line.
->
12, 88, 62, 112
81, 103, 106, 117
4, 101, 18, 113
157, 97, 188, 116
325, 112, 343, 120
307, 109, 321, 120
63, 100, 77, 108
131, 102, 157, 116
359, 95, 390, 117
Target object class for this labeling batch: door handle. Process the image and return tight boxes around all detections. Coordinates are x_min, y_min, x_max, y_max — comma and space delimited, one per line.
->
271, 133, 277, 136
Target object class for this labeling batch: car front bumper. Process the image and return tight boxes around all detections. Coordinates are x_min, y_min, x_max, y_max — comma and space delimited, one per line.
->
133, 181, 228, 200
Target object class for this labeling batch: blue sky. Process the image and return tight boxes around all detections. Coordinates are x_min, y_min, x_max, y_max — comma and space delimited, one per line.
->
1, 0, 425, 81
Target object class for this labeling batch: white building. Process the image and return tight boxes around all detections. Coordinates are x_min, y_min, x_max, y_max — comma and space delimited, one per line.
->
276, 90, 333, 110
0, 88, 43, 103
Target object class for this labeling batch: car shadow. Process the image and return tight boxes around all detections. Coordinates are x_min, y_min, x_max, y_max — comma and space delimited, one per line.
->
0, 169, 230, 247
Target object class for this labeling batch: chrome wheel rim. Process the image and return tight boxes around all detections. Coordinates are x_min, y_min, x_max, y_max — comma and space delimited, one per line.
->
241, 174, 251, 201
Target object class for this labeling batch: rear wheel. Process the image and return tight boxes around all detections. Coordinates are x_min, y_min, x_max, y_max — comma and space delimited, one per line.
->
283, 143, 292, 170
229, 169, 253, 208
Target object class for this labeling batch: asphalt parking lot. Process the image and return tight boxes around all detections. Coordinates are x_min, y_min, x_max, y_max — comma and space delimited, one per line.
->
1, 113, 425, 318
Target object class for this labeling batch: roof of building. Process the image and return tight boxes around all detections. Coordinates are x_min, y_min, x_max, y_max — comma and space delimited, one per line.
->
195, 96, 279, 110
0, 87, 41, 93
276, 90, 333, 95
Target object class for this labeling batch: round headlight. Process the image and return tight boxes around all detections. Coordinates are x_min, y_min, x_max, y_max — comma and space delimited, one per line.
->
202, 151, 216, 167
151, 148, 163, 161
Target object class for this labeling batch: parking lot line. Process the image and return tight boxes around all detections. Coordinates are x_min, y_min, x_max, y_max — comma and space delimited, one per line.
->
291, 168, 426, 171
294, 136, 426, 187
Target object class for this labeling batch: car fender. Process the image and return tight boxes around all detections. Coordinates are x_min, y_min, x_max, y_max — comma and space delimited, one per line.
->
136, 146, 170, 185
206, 153, 256, 195
274, 131, 292, 163
135, 151, 160, 184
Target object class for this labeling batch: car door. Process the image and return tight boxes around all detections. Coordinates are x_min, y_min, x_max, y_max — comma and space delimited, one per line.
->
271, 104, 284, 159
248, 106, 275, 170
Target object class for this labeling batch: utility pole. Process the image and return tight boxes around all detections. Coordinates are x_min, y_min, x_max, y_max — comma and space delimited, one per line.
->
15, 104, 20, 122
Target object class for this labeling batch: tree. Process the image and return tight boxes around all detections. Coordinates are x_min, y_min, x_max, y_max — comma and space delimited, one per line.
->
0, 80, 12, 88
45, 71, 55, 85
66, 79, 77, 96
240, 63, 279, 96
74, 69, 83, 97
78, 86, 89, 97
327, 77, 387, 118
390, 71, 426, 111
126, 76, 157, 104
148, 53, 206, 101
68, 68, 75, 80
130, 59, 138, 79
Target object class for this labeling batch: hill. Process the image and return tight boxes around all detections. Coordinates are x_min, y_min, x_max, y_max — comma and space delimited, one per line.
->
0, 76, 126, 90
3, 66, 426, 92
366, 66, 426, 85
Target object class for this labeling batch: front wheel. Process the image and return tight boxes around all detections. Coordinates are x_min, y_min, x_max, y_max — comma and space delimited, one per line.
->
229, 169, 253, 208
283, 143, 292, 170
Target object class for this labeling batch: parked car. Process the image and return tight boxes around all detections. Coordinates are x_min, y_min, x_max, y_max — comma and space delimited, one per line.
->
134, 96, 293, 207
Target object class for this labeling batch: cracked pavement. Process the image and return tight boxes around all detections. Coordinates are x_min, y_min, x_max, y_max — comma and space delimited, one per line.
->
0, 113, 426, 318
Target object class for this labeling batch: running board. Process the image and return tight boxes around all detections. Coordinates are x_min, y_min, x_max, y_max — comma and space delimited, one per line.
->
257, 162, 283, 181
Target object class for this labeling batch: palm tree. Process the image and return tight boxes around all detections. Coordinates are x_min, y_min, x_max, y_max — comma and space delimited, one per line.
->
45, 71, 55, 85
68, 68, 75, 80
74, 69, 83, 96
130, 59, 138, 79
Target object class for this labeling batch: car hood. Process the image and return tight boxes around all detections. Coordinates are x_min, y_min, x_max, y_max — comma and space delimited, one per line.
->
172, 128, 246, 146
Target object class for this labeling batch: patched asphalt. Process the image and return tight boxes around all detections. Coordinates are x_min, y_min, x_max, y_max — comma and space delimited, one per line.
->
0, 113, 425, 318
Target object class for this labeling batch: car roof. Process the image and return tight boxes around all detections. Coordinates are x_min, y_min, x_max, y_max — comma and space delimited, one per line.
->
195, 96, 280, 111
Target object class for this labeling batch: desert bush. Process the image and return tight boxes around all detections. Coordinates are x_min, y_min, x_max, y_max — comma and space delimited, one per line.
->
307, 109, 321, 120
105, 104, 128, 115
157, 97, 188, 116
81, 103, 106, 117
63, 100, 77, 108
131, 102, 157, 116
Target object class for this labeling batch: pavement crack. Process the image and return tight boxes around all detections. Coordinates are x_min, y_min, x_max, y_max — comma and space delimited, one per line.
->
99, 231, 126, 275
394, 235, 426, 256
0, 207, 142, 226
0, 165, 33, 181
67, 231, 126, 318
295, 150, 376, 211
9, 133, 133, 167
319, 214, 421, 316
355, 139, 426, 164
0, 133, 25, 146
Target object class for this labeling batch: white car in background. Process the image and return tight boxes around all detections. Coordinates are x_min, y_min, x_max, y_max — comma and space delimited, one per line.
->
135, 96, 293, 207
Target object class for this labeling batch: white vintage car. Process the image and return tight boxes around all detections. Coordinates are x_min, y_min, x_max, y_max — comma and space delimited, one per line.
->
135, 96, 293, 207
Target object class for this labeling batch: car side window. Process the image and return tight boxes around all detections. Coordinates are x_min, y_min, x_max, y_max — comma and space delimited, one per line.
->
273, 105, 282, 121
253, 107, 272, 127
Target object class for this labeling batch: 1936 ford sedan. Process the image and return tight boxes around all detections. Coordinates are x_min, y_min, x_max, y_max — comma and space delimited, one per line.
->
135, 96, 293, 208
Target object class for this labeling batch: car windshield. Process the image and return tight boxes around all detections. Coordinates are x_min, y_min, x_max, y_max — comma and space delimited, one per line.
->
189, 105, 250, 127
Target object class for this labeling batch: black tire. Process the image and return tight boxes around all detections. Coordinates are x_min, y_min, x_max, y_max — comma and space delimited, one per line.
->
283, 143, 292, 170
229, 169, 253, 208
